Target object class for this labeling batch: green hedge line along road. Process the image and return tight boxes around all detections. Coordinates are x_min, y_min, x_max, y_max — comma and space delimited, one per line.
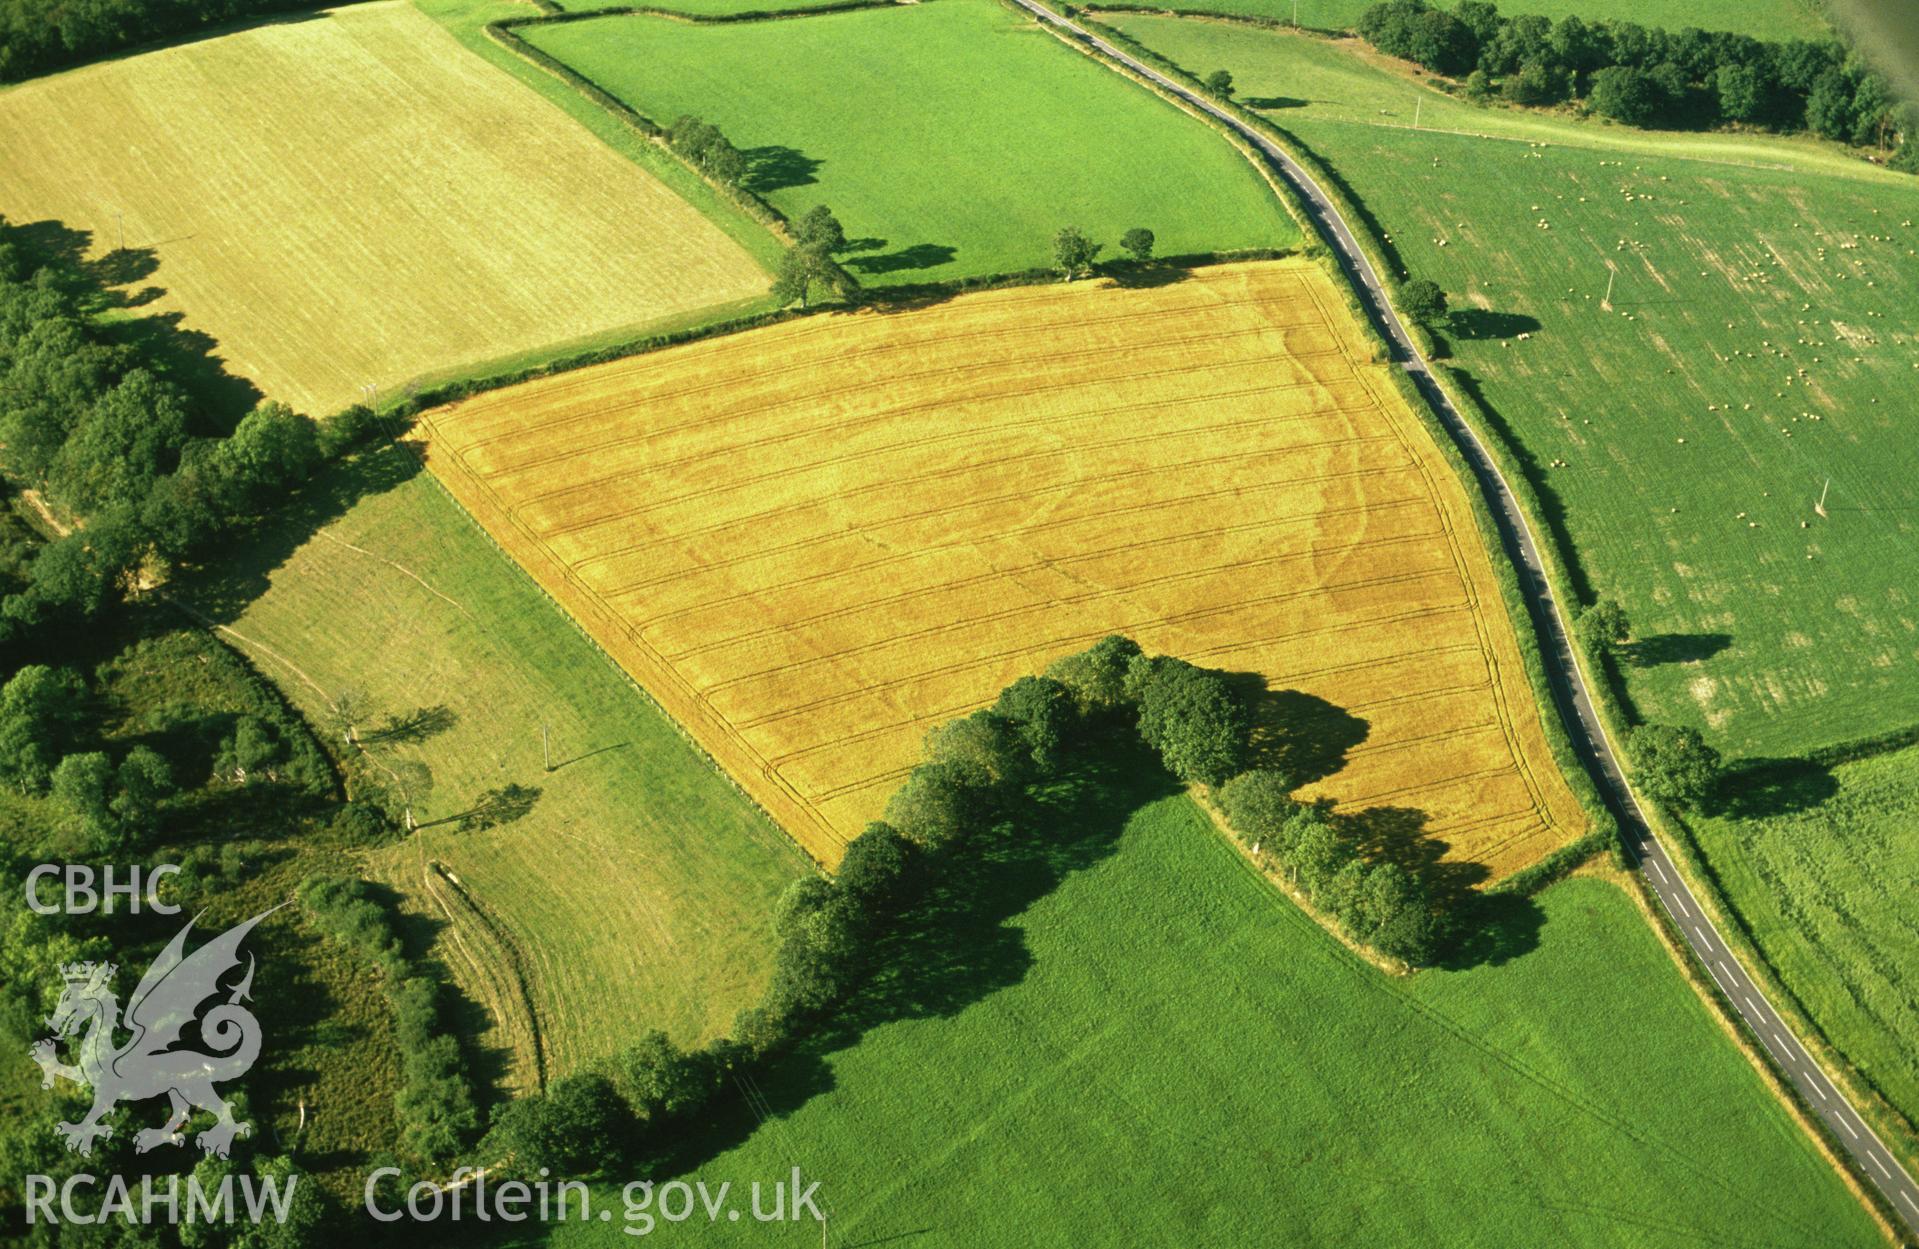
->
1009, 0, 1919, 1233
518, 0, 1294, 285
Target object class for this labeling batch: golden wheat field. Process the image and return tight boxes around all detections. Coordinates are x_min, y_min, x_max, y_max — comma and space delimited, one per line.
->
420, 260, 1586, 876
0, 1, 765, 416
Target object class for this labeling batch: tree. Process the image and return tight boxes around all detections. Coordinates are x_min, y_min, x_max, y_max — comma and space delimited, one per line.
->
614, 1030, 711, 1123
1204, 68, 1234, 96
883, 759, 989, 848
0, 664, 88, 792
215, 715, 286, 784
1044, 634, 1143, 718
1287, 808, 1350, 893
1052, 227, 1102, 281
48, 368, 190, 513
1131, 657, 1251, 786
795, 204, 846, 252
1575, 597, 1631, 659
1352, 862, 1436, 962
993, 674, 1076, 772
1119, 227, 1156, 263
1501, 57, 1571, 106
1216, 769, 1303, 847
213, 401, 320, 512
109, 745, 173, 843
1590, 65, 1666, 126
771, 244, 839, 309
1400, 277, 1448, 330
486, 1073, 624, 1176
1626, 723, 1721, 810
836, 821, 914, 913
925, 709, 1029, 792
1714, 62, 1772, 125
1805, 66, 1858, 141
767, 894, 859, 1019
1319, 857, 1370, 923
50, 751, 115, 847
772, 875, 836, 939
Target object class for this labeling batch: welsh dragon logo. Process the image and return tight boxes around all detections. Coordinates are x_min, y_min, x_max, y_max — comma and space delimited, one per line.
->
29, 907, 279, 1159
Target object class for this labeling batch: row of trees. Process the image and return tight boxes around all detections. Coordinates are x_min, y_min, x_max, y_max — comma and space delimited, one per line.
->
1576, 598, 1725, 811
665, 114, 749, 187
1218, 771, 1440, 961
1055, 225, 1158, 280
770, 204, 857, 308
0, 0, 325, 82
298, 875, 483, 1166
1358, 0, 1916, 166
481, 636, 1447, 1179
0, 217, 383, 638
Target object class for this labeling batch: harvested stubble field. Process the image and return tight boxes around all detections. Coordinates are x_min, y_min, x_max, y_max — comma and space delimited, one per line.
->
420, 260, 1586, 874
0, 1, 766, 417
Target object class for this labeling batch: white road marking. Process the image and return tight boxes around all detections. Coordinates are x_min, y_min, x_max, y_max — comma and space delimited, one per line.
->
1693, 925, 1710, 946
1871, 1154, 1891, 1178
1745, 996, 1761, 1015
1814, 1080, 1830, 1103
1901, 1191, 1916, 1213
1842, 1117, 1859, 1140
1716, 960, 1735, 986
1707, 964, 1731, 994
1673, 891, 1691, 918
1649, 860, 1666, 883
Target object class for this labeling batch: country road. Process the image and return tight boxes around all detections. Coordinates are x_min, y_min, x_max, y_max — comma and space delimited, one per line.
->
1008, 0, 1919, 1235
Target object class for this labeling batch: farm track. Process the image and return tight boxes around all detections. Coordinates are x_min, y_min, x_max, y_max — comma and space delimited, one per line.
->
1006, 0, 1919, 1229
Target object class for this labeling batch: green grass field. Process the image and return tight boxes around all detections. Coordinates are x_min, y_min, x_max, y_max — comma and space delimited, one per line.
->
1120, 0, 1827, 40
520, 0, 1293, 285
533, 774, 1875, 1247
1107, 18, 1919, 761
182, 448, 808, 1089
1687, 744, 1919, 1147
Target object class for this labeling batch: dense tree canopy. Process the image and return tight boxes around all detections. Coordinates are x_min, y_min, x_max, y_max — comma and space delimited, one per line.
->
1356, 0, 1913, 162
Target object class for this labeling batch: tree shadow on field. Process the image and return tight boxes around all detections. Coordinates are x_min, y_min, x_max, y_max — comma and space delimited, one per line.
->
1101, 259, 1193, 290
845, 242, 958, 275
8, 217, 264, 429
175, 441, 424, 626
1712, 756, 1838, 820
1622, 632, 1732, 667
1333, 803, 1539, 969
742, 145, 822, 194
1223, 673, 1370, 789
1243, 95, 1311, 110
1448, 308, 1542, 342
662, 736, 1179, 1174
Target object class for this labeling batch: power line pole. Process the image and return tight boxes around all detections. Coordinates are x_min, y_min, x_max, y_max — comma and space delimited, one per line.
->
541, 722, 552, 772
1603, 264, 1616, 308
1413, 98, 1422, 128
1292, 0, 1299, 26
